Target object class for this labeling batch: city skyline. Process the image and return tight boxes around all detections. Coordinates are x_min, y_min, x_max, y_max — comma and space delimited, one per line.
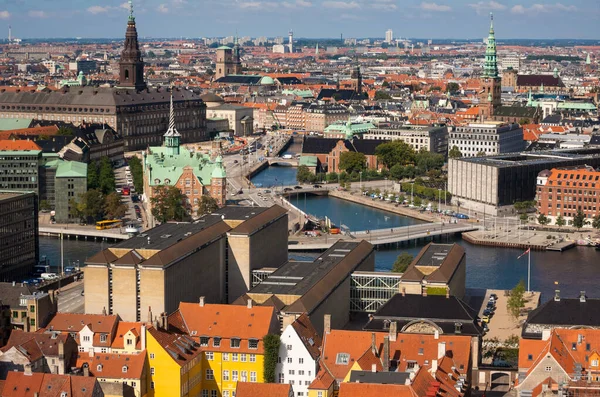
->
0, 0, 598, 40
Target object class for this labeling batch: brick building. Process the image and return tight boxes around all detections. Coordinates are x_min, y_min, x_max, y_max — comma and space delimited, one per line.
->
536, 166, 600, 226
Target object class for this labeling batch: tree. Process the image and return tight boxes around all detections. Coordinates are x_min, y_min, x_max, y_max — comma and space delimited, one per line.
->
476, 150, 487, 157
413, 196, 422, 207
392, 252, 413, 273
446, 82, 459, 93
537, 214, 550, 225
381, 81, 389, 88
556, 214, 566, 227
296, 165, 313, 184
198, 195, 219, 217
104, 192, 128, 220
79, 189, 105, 223
374, 91, 392, 100
69, 198, 84, 223
519, 118, 530, 125
572, 208, 587, 230
415, 149, 444, 173
98, 157, 116, 195
39, 200, 51, 212
128, 156, 144, 194
520, 213, 529, 222
57, 127, 74, 136
375, 141, 415, 169
87, 161, 99, 190
150, 185, 187, 223
448, 145, 462, 159
507, 280, 526, 320
339, 152, 366, 174
592, 215, 600, 230
263, 334, 280, 383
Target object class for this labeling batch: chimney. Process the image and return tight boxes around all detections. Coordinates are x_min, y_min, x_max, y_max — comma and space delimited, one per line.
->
102, 306, 107, 316
454, 322, 462, 334
389, 321, 397, 342
141, 324, 146, 350
34, 393, 39, 397
58, 340, 64, 359
401, 287, 406, 297
580, 291, 586, 303
434, 330, 439, 340
24, 363, 32, 376
83, 363, 89, 377
383, 335, 390, 372
422, 288, 427, 297
446, 288, 450, 299
371, 333, 377, 356
554, 290, 560, 302
199, 297, 205, 307
431, 359, 438, 374
161, 312, 168, 330
371, 363, 377, 373
88, 349, 94, 358
12, 281, 15, 287
324, 314, 331, 335
148, 306, 153, 323
247, 299, 253, 309
438, 342, 446, 359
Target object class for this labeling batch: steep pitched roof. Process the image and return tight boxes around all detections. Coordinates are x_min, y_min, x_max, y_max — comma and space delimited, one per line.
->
290, 313, 322, 361
45, 313, 118, 335
524, 297, 600, 331
147, 326, 201, 367
236, 382, 292, 397
1, 330, 71, 361
75, 351, 147, 379
337, 382, 417, 397
110, 322, 143, 350
0, 139, 42, 151
1, 372, 100, 397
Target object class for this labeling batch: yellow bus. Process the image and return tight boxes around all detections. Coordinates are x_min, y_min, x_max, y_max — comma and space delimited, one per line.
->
95, 220, 122, 230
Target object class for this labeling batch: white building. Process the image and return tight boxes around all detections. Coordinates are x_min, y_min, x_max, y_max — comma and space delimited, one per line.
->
363, 123, 448, 154
385, 29, 393, 44
448, 122, 524, 157
276, 314, 321, 397
273, 44, 289, 54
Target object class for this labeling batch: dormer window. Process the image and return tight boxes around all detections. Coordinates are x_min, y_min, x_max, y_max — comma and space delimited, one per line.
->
230, 338, 241, 348
213, 337, 221, 348
126, 338, 133, 346
249, 339, 258, 349
336, 353, 350, 365
200, 337, 209, 346
97, 364, 102, 372
82, 335, 90, 342
122, 365, 128, 373
100, 334, 107, 343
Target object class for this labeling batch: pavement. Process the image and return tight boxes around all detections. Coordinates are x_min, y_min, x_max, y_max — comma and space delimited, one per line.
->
57, 280, 84, 314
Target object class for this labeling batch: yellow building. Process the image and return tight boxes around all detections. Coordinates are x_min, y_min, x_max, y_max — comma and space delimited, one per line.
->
307, 370, 335, 397
167, 300, 280, 397
146, 323, 203, 397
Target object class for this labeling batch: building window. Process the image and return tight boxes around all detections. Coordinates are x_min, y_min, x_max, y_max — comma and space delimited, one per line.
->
593, 360, 599, 367
213, 337, 221, 347
211, 391, 217, 397
122, 366, 128, 373
287, 357, 292, 363
126, 339, 133, 346
231, 338, 241, 348
289, 370, 295, 375
336, 353, 350, 365
100, 334, 107, 343
249, 339, 258, 349
318, 392, 323, 397
223, 392, 229, 397
232, 371, 239, 381
206, 352, 214, 361
241, 371, 247, 382
82, 335, 90, 342
151, 382, 155, 390
150, 353, 155, 359
223, 370, 229, 381
299, 358, 304, 364
232, 353, 238, 362
250, 354, 256, 362
200, 337, 209, 346
150, 367, 155, 375
545, 366, 552, 372
527, 354, 533, 361
250, 371, 257, 382
223, 353, 229, 361
206, 370, 214, 380
241, 354, 247, 362
278, 373, 285, 383
202, 391, 208, 397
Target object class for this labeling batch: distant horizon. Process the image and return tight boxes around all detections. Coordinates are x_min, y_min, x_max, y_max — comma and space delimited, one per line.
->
0, 0, 598, 40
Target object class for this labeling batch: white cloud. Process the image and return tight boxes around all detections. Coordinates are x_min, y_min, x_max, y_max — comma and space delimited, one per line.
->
172, 0, 188, 5
510, 4, 525, 14
323, 1, 360, 9
511, 3, 576, 14
157, 4, 169, 13
120, 2, 131, 10
0, 10, 9, 19
28, 10, 48, 18
87, 5, 110, 14
419, 2, 451, 12
468, 1, 505, 15
282, 0, 312, 7
371, 0, 397, 10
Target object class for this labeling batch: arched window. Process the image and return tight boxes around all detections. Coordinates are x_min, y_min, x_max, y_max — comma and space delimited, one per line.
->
125, 69, 130, 80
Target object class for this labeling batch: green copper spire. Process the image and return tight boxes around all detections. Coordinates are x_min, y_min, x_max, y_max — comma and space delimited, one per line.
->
128, 0, 135, 22
483, 12, 499, 79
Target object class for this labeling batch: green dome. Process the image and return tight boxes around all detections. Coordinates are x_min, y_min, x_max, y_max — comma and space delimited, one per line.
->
217, 46, 232, 50
260, 76, 275, 85
211, 156, 226, 179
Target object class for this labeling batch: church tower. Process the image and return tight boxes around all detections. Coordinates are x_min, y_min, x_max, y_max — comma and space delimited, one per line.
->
479, 13, 501, 121
163, 92, 181, 157
350, 59, 362, 95
232, 35, 242, 75
119, 1, 146, 90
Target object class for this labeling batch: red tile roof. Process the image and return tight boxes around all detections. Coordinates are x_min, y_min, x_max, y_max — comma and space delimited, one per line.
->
147, 325, 202, 367
290, 313, 322, 361
236, 382, 292, 397
0, 139, 42, 151
1, 330, 71, 362
337, 382, 417, 397
110, 322, 143, 350
1, 372, 100, 397
75, 351, 147, 380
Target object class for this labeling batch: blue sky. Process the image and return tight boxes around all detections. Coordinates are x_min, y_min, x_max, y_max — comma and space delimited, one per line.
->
0, 0, 598, 39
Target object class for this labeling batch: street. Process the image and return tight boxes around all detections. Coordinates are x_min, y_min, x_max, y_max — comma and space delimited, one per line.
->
57, 281, 85, 314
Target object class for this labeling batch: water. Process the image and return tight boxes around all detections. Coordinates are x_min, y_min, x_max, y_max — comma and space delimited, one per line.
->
39, 237, 107, 272
250, 166, 298, 188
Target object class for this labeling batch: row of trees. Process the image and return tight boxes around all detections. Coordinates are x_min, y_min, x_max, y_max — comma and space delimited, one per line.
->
375, 141, 445, 178
400, 182, 452, 203
149, 185, 219, 224
87, 157, 116, 194
128, 156, 144, 194
537, 209, 600, 230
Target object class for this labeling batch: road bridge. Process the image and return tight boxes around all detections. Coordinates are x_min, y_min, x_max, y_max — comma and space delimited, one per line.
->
39, 226, 129, 241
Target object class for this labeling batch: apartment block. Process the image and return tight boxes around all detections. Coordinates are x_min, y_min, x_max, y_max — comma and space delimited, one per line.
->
363, 123, 448, 154
448, 122, 524, 157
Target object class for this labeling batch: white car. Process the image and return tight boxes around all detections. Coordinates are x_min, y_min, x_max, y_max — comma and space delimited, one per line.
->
116, 188, 122, 193
127, 179, 133, 185
125, 166, 130, 171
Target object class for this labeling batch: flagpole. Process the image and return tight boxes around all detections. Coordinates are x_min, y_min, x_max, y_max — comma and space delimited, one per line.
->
527, 248, 531, 293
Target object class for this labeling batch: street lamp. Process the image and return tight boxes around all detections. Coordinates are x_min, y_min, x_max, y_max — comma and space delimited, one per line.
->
438, 188, 441, 212
360, 171, 363, 191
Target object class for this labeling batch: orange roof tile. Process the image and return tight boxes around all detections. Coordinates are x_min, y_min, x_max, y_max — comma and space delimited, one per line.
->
1, 372, 100, 397
110, 322, 144, 350
147, 325, 202, 367
0, 139, 42, 151
309, 368, 335, 390
75, 351, 147, 380
236, 382, 292, 397
338, 383, 417, 397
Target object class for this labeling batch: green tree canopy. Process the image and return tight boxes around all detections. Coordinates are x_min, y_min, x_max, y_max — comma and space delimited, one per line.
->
448, 145, 462, 159
127, 156, 144, 194
57, 127, 74, 136
507, 280, 526, 320
572, 208, 588, 230
392, 252, 413, 273
263, 334, 280, 383
556, 214, 566, 227
104, 192, 128, 220
98, 157, 116, 195
150, 185, 188, 223
374, 91, 392, 100
87, 161, 99, 190
537, 214, 550, 225
415, 149, 444, 173
592, 215, 600, 230
296, 165, 316, 184
339, 151, 366, 174
375, 141, 415, 169
198, 195, 219, 217
79, 189, 105, 223
446, 82, 459, 93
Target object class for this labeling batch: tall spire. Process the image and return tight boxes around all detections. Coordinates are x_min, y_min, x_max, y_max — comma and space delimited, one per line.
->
483, 12, 499, 79
164, 90, 181, 156
164, 91, 180, 138
119, 0, 146, 90
128, 0, 135, 22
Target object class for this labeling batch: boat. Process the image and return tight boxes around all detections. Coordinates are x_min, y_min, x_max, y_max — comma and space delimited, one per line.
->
125, 225, 140, 235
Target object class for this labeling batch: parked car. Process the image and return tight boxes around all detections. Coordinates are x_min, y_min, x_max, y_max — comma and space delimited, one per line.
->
294, 185, 302, 190
313, 184, 322, 188
283, 188, 293, 192
490, 293, 498, 300
481, 315, 490, 323
116, 188, 122, 193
